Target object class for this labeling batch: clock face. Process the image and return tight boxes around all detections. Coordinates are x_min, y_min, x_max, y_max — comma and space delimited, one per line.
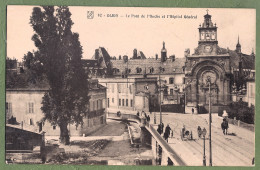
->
204, 45, 213, 53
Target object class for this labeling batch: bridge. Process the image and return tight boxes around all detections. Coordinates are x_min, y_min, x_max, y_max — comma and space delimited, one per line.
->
107, 112, 187, 166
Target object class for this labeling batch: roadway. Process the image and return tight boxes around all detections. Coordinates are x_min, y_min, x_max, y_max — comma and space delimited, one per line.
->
153, 112, 254, 166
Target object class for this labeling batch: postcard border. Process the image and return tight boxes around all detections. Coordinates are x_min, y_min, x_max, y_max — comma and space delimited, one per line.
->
0, 0, 259, 170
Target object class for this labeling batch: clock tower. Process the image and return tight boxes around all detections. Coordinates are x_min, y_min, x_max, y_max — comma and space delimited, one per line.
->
197, 10, 218, 55
185, 10, 231, 113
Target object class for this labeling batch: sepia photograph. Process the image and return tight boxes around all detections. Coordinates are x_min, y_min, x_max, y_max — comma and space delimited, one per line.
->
5, 6, 255, 166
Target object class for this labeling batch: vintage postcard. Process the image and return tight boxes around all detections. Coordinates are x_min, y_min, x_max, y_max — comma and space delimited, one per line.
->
5, 6, 255, 166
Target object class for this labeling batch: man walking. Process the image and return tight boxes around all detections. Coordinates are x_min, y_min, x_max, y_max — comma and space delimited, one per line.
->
164, 124, 171, 142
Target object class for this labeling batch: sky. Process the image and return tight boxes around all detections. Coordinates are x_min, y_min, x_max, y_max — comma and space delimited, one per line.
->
7, 6, 256, 61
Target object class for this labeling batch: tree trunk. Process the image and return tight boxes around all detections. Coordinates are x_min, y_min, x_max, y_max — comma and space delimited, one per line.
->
59, 122, 70, 145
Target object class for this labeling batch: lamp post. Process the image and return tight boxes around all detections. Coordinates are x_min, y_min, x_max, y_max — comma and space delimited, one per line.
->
207, 77, 212, 166
158, 67, 164, 125
202, 127, 207, 166
158, 69, 162, 125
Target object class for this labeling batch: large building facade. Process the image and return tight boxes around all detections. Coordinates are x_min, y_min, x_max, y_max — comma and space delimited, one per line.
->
110, 44, 186, 105
6, 79, 107, 136
185, 12, 232, 113
98, 77, 158, 113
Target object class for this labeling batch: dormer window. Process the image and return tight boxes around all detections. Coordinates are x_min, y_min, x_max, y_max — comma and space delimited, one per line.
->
169, 78, 174, 84
136, 67, 142, 73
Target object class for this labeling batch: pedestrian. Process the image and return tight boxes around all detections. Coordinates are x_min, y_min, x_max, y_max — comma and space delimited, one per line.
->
182, 125, 186, 137
197, 126, 202, 138
137, 111, 140, 117
157, 124, 162, 134
171, 130, 174, 138
147, 115, 150, 122
161, 123, 164, 134
164, 124, 171, 142
144, 112, 147, 118
192, 108, 194, 114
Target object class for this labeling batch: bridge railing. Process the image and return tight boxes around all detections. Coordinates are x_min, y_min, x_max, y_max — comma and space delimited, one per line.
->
107, 112, 141, 122
145, 123, 186, 166
107, 112, 186, 166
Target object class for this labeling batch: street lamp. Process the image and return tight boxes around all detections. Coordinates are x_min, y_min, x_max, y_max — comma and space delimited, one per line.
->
202, 128, 207, 166
158, 67, 164, 125
207, 76, 212, 166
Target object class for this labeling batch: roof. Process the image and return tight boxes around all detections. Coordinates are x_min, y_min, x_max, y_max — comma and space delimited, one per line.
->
82, 59, 98, 68
228, 50, 255, 70
6, 124, 42, 135
111, 58, 186, 75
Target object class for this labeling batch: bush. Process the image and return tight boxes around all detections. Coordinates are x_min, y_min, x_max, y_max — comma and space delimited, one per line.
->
229, 101, 254, 124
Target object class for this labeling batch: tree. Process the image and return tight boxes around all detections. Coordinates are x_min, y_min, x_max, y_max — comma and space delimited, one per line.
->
27, 6, 89, 144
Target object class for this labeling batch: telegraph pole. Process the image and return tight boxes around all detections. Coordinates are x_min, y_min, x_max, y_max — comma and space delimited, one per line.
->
208, 77, 212, 166
159, 70, 162, 125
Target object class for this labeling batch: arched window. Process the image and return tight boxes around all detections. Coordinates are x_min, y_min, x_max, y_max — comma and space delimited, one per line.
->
136, 67, 142, 73
150, 67, 154, 73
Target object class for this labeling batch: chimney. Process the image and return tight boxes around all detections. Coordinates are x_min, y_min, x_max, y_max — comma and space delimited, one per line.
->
155, 54, 158, 60
95, 49, 99, 60
133, 49, 137, 59
170, 55, 175, 62
119, 55, 122, 60
123, 55, 128, 63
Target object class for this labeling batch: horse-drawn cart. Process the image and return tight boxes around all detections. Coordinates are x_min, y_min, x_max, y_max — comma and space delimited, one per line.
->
180, 126, 193, 141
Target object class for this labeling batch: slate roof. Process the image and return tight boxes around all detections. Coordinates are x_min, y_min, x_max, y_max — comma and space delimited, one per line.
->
111, 58, 186, 75
82, 59, 98, 68
228, 50, 255, 70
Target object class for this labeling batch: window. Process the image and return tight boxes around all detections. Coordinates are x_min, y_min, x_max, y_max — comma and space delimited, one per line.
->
107, 98, 110, 108
90, 101, 93, 111
122, 99, 125, 106
112, 98, 114, 103
169, 78, 174, 84
129, 85, 132, 94
30, 119, 33, 125
53, 126, 56, 130
97, 100, 99, 110
250, 85, 254, 96
170, 89, 174, 95
118, 84, 121, 93
28, 102, 34, 114
150, 67, 154, 73
93, 101, 96, 110
136, 67, 142, 73
112, 84, 115, 93
131, 99, 133, 107
119, 99, 121, 106
98, 100, 102, 109
6, 102, 12, 114
107, 84, 110, 93
126, 99, 128, 107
